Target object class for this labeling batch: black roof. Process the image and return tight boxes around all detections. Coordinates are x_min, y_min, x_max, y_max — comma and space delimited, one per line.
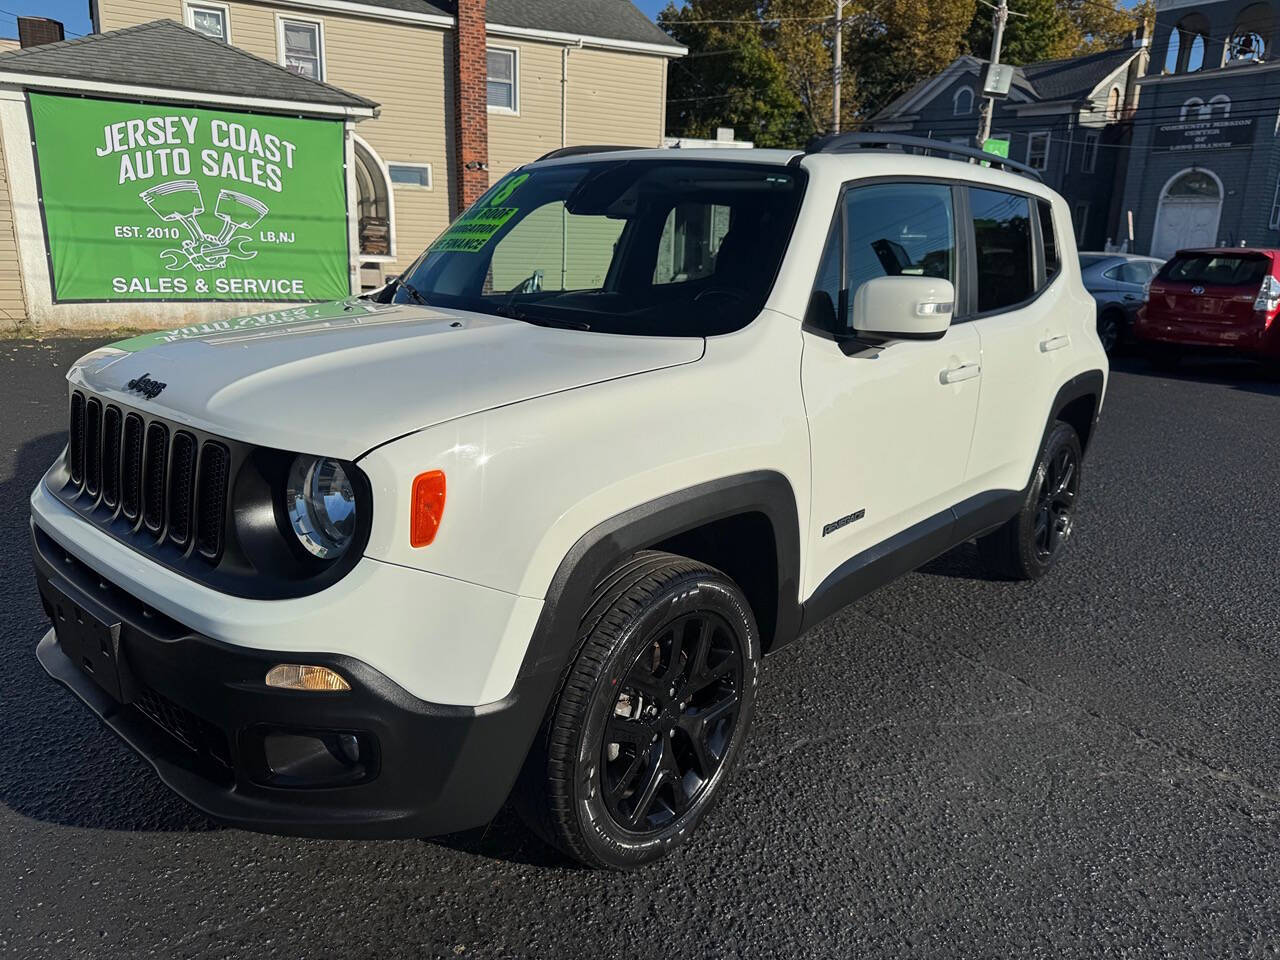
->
0, 20, 378, 110
337, 0, 681, 48
1019, 47, 1140, 101
874, 46, 1139, 121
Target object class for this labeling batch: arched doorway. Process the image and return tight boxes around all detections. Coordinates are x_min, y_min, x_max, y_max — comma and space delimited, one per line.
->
1151, 168, 1222, 259
352, 135, 394, 288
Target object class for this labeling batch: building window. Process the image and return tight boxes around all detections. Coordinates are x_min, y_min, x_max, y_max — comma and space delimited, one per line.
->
388, 163, 431, 189
1270, 176, 1280, 230
1081, 131, 1098, 173
1171, 14, 1210, 73
486, 47, 518, 113
953, 86, 974, 116
1026, 131, 1050, 171
1228, 3, 1269, 63
354, 139, 392, 259
1073, 202, 1090, 244
185, 1, 229, 41
279, 17, 323, 80
1106, 86, 1122, 120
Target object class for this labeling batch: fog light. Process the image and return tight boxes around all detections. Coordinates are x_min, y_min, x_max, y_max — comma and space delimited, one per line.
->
265, 663, 350, 691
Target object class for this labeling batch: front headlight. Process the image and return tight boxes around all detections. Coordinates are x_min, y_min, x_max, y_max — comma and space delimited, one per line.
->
286, 455, 357, 559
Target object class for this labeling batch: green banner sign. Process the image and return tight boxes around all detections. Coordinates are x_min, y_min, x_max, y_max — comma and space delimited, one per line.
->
29, 93, 351, 303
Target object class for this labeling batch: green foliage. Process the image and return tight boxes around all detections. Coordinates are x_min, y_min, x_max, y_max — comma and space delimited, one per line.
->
659, 0, 1142, 146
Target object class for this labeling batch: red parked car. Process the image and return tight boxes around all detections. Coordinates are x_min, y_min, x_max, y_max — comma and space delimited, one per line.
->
1134, 248, 1280, 367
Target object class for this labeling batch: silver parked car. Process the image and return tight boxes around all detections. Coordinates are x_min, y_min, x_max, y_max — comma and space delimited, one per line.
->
1079, 252, 1164, 354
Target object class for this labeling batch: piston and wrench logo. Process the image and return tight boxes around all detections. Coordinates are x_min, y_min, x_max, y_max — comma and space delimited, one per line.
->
140, 180, 268, 272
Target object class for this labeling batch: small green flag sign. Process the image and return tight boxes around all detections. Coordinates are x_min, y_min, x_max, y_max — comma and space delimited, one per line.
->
981, 137, 1011, 158
29, 92, 351, 303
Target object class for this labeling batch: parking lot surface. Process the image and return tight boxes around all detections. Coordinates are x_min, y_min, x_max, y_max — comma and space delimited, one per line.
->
2, 338, 1279, 959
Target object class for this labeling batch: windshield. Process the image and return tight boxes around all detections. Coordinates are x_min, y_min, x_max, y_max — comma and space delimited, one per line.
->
375, 159, 806, 336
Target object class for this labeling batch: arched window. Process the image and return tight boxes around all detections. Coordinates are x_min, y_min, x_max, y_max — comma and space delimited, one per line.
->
1106, 86, 1122, 120
1179, 96, 1206, 121
353, 136, 393, 261
953, 86, 974, 116
1172, 13, 1210, 72
1163, 26, 1181, 73
1165, 169, 1222, 200
1208, 94, 1231, 118
1228, 2, 1270, 62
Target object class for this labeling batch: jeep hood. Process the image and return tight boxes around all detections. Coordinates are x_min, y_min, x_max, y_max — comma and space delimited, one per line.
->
68, 300, 704, 460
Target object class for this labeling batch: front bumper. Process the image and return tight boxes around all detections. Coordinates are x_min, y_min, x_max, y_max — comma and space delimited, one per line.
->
32, 523, 557, 838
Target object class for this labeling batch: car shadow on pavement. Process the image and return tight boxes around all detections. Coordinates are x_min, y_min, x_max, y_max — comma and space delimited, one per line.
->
426, 806, 583, 869
0, 433, 221, 833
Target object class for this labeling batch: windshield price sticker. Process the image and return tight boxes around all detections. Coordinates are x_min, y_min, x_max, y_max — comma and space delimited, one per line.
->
429, 172, 530, 253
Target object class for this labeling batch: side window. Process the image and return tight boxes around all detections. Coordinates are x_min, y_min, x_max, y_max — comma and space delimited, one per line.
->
970, 188, 1033, 312
843, 182, 955, 330
807, 214, 843, 332
1037, 199, 1059, 282
653, 203, 732, 285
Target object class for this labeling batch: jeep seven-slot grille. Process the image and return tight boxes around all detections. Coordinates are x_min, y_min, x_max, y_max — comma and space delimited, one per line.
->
63, 390, 231, 563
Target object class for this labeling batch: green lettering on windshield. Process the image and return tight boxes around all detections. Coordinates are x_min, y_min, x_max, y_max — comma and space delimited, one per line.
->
429, 172, 530, 253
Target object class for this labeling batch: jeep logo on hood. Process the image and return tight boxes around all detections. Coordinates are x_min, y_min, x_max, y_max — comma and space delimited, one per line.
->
126, 372, 167, 400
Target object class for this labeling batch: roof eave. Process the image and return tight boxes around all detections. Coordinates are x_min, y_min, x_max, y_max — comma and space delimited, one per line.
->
0, 72, 378, 118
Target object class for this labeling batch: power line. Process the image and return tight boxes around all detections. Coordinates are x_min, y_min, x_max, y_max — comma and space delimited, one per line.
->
0, 6, 87, 37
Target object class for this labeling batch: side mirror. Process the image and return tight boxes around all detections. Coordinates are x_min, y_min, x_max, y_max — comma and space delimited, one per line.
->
850, 275, 955, 341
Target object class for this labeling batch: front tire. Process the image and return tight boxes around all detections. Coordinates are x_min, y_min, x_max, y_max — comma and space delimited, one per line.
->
514, 551, 760, 869
977, 422, 1083, 580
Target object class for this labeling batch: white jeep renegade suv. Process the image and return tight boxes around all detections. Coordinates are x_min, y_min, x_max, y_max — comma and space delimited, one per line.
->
31, 135, 1106, 869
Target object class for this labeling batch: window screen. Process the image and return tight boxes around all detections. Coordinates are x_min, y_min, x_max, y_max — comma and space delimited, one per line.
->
971, 188, 1033, 312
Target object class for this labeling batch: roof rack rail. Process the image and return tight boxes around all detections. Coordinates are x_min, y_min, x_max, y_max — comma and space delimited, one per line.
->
535, 144, 643, 162
804, 132, 1043, 182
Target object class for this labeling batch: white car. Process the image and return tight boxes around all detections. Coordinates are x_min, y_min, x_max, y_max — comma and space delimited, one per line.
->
32, 135, 1107, 869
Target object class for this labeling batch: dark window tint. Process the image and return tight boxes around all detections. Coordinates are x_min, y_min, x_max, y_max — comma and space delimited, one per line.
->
971, 188, 1033, 312
1037, 199, 1059, 281
1079, 253, 1108, 268
1160, 253, 1269, 288
843, 183, 954, 330
808, 214, 843, 332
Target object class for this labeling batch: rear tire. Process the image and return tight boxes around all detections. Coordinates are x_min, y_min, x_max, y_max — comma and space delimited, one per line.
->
1097, 309, 1123, 355
514, 550, 760, 869
978, 422, 1083, 581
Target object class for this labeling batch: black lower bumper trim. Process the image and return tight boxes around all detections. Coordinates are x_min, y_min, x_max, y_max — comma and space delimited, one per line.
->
32, 520, 556, 839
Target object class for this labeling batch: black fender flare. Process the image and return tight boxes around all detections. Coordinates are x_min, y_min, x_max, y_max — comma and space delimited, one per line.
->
515, 470, 803, 685
1043, 368, 1105, 459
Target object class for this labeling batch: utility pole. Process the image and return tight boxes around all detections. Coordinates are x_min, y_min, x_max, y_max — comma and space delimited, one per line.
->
833, 0, 844, 134
976, 0, 1008, 145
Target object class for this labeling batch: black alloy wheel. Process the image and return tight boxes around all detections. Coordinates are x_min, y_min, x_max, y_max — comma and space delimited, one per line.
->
977, 421, 1084, 580
514, 551, 759, 869
1032, 444, 1079, 562
601, 612, 743, 832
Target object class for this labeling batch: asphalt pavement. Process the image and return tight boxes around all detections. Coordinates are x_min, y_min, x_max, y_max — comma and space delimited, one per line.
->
2, 337, 1279, 959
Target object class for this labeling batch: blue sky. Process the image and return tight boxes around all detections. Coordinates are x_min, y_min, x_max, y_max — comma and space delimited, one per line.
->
634, 0, 670, 18
0, 0, 94, 38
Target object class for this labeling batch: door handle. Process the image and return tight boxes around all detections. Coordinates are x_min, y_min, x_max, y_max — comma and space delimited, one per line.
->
1040, 335, 1071, 352
940, 362, 981, 384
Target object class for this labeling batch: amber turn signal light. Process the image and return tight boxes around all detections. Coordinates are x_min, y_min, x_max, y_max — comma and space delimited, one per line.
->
265, 663, 351, 692
411, 470, 447, 547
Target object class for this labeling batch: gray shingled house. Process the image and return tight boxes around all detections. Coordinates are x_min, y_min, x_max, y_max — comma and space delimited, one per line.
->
871, 44, 1148, 250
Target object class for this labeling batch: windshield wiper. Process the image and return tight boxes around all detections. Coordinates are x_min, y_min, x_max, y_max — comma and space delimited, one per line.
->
493, 303, 591, 331
387, 275, 432, 306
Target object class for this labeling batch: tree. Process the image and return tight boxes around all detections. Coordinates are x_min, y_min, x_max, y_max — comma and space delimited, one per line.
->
1065, 0, 1147, 54
661, 0, 807, 147
966, 0, 1076, 66
848, 0, 976, 122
